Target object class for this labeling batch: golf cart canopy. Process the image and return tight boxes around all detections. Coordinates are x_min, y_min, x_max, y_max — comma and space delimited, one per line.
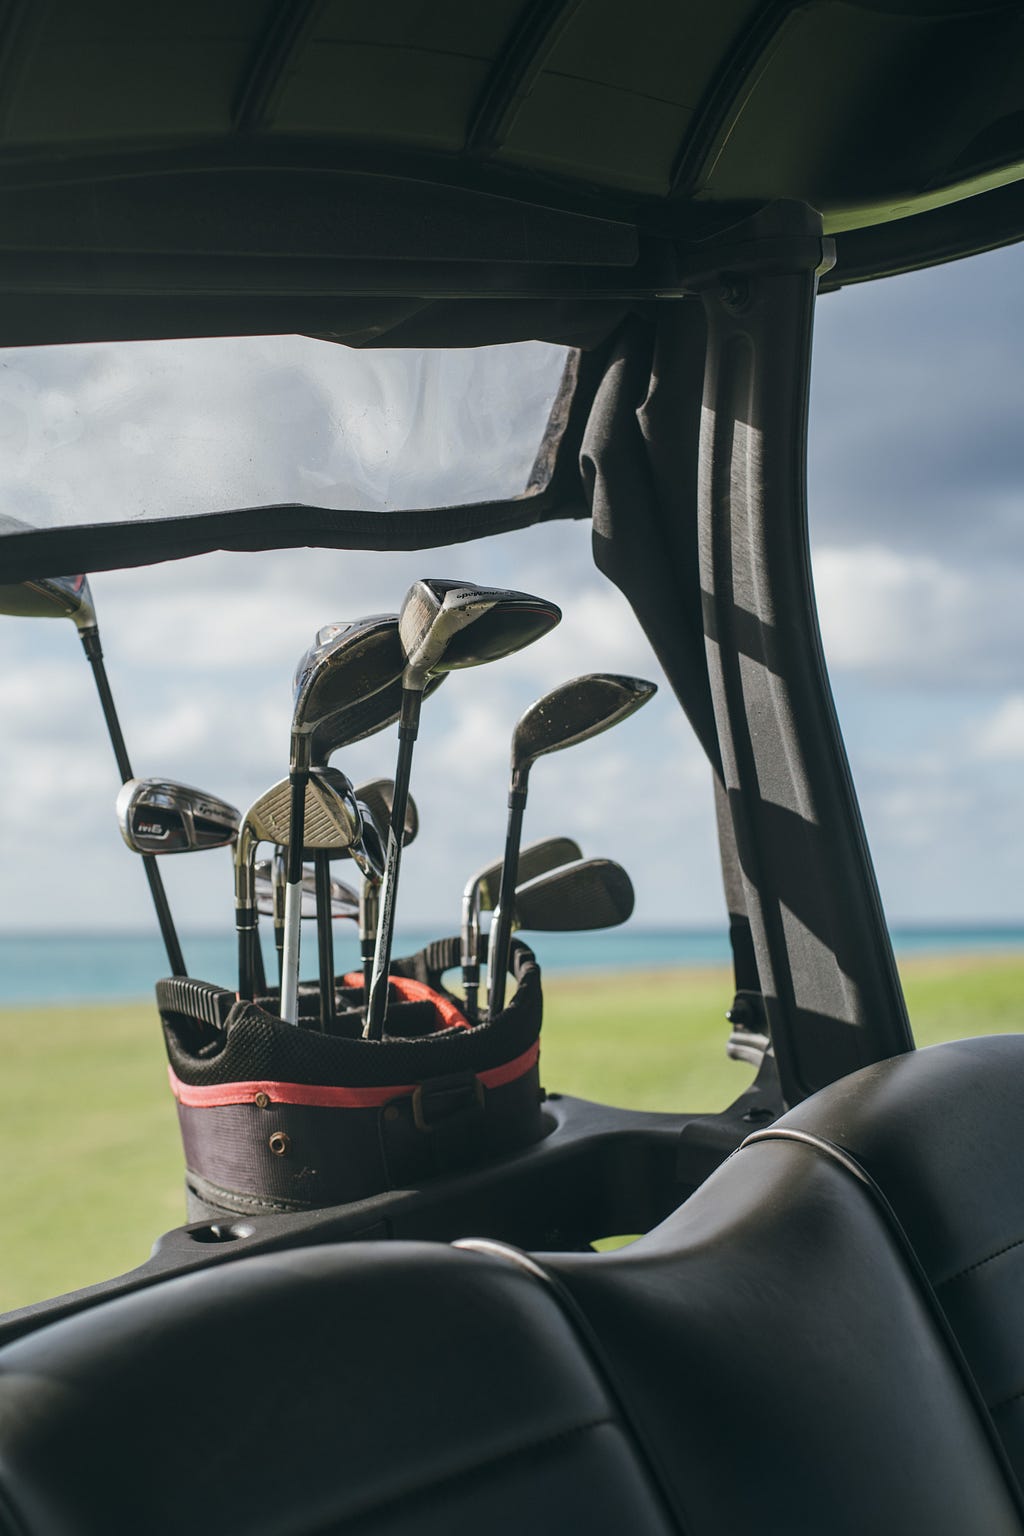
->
0, 0, 1023, 579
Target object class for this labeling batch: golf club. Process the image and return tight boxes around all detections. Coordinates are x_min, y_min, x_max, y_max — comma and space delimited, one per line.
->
116, 779, 239, 854
349, 780, 416, 1004
461, 835, 582, 1022
282, 615, 405, 1028
237, 767, 361, 1022
0, 514, 187, 976
365, 579, 561, 1039
487, 673, 656, 1015
255, 862, 360, 919
486, 859, 635, 1006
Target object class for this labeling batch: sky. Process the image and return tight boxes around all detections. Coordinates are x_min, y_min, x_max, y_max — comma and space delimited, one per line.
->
0, 241, 1022, 941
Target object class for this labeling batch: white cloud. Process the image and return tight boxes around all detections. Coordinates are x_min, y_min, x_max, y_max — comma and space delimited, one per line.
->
814, 544, 968, 674
974, 696, 1024, 761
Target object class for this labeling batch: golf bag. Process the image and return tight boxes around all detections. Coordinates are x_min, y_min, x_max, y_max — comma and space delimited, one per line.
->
157, 938, 545, 1219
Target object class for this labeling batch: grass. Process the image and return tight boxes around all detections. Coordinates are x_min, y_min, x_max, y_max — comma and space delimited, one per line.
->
1, 951, 1023, 1314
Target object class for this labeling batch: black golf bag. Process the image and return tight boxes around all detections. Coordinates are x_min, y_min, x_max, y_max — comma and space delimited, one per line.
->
156, 938, 546, 1220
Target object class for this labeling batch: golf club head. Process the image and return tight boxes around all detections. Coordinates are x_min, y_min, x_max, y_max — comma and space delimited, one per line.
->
356, 778, 419, 849
512, 858, 635, 932
235, 767, 362, 902
467, 835, 584, 916
0, 516, 97, 632
511, 674, 657, 784
338, 798, 387, 883
255, 861, 359, 920
291, 614, 404, 766
399, 579, 561, 689
117, 778, 240, 854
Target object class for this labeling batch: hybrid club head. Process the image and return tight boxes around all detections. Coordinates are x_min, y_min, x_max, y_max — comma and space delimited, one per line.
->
0, 514, 97, 634
511, 674, 657, 791
511, 858, 635, 933
399, 579, 561, 691
117, 779, 240, 854
255, 861, 359, 920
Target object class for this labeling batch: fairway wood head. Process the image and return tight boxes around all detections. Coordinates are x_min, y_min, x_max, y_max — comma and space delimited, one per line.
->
399, 578, 561, 690
512, 857, 634, 932
117, 778, 240, 854
255, 860, 358, 919
291, 614, 404, 766
0, 515, 97, 632
511, 674, 657, 784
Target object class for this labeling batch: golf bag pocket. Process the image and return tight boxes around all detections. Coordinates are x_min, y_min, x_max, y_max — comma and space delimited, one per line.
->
156, 939, 545, 1218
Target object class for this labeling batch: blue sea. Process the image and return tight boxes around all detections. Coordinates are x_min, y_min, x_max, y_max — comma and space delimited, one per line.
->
0, 925, 1022, 1005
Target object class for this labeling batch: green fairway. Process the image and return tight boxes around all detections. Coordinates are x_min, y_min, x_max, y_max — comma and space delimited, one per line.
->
2, 951, 1023, 1314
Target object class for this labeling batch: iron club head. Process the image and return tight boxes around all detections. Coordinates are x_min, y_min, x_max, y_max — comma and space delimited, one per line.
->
116, 779, 240, 854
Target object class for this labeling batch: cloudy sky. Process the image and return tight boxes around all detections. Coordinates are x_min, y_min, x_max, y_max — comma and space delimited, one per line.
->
0, 240, 1022, 944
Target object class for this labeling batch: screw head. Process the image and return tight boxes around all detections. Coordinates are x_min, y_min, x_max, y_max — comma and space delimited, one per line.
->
254, 1091, 270, 1109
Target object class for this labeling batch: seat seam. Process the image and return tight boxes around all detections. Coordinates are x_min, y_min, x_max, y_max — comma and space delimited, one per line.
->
454, 1237, 695, 1536
308, 1415, 616, 1534
742, 1126, 1024, 1525
937, 1234, 1024, 1290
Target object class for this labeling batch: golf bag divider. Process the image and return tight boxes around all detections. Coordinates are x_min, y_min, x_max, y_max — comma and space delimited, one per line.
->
156, 939, 545, 1218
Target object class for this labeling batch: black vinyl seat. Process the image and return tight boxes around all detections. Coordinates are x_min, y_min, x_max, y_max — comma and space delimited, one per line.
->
0, 1243, 674, 1536
2, 1036, 1024, 1534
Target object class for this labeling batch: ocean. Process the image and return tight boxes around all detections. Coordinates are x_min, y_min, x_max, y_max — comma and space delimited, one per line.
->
0, 925, 1022, 1005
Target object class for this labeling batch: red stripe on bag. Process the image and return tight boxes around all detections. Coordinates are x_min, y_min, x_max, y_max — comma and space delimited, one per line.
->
168, 1039, 540, 1110
339, 972, 470, 1031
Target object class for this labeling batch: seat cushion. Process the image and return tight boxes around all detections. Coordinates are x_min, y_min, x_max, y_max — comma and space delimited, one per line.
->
548, 1128, 1024, 1534
0, 1242, 674, 1536
778, 1033, 1024, 1488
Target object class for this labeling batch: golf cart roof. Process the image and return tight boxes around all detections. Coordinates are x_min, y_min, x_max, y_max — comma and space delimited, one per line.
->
0, 0, 1022, 584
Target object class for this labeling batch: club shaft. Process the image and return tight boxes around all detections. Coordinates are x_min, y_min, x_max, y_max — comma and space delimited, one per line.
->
273, 850, 285, 986
461, 886, 481, 1023
81, 629, 187, 978
314, 850, 335, 1032
280, 758, 309, 1024
487, 781, 528, 1017
365, 691, 421, 1038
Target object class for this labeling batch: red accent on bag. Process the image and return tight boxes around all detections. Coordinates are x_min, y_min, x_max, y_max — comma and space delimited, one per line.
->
168, 1039, 540, 1110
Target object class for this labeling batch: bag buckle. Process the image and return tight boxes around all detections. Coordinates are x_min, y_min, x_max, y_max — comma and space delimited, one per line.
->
411, 1073, 485, 1133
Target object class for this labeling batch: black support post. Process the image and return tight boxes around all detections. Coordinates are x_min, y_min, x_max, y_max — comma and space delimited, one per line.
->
691, 202, 914, 1104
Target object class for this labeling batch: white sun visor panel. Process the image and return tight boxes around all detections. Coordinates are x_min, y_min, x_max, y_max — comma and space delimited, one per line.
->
0, 337, 572, 539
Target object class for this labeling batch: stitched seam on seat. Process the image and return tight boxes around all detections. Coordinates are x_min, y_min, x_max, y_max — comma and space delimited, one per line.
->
937, 1235, 1024, 1290
308, 1416, 616, 1534
742, 1127, 1024, 1523
453, 1238, 695, 1536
